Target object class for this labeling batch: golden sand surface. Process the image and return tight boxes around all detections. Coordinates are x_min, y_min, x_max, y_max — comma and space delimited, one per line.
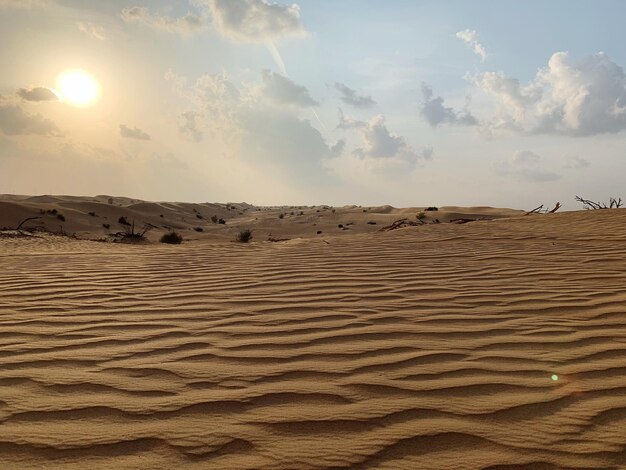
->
1, 205, 626, 469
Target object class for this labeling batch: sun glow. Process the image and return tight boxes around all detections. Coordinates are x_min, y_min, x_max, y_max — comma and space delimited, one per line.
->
56, 69, 100, 107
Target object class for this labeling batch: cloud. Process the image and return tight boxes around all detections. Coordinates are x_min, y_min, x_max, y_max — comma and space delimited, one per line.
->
17, 87, 59, 102
238, 107, 335, 178
0, 102, 59, 136
336, 112, 431, 176
456, 29, 487, 62
337, 108, 367, 130
205, 0, 306, 43
470, 52, 626, 136
334, 82, 375, 108
0, 0, 49, 8
261, 69, 318, 107
355, 115, 415, 160
495, 150, 560, 182
165, 69, 240, 130
77, 21, 106, 40
121, 6, 206, 35
119, 124, 151, 140
468, 71, 542, 131
166, 69, 338, 183
420, 83, 477, 127
564, 155, 590, 169
178, 111, 203, 142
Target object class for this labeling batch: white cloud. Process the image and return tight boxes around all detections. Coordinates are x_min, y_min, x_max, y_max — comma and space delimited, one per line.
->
0, 0, 49, 8
334, 82, 375, 108
121, 6, 206, 35
356, 114, 414, 159
0, 101, 59, 136
17, 87, 59, 102
470, 52, 626, 136
178, 111, 203, 142
165, 69, 241, 133
205, 0, 306, 43
456, 29, 487, 62
420, 83, 477, 127
337, 108, 367, 130
77, 21, 106, 41
332, 111, 431, 176
564, 155, 590, 169
495, 150, 560, 182
119, 124, 151, 141
166, 69, 338, 183
334, 109, 433, 179
261, 69, 318, 107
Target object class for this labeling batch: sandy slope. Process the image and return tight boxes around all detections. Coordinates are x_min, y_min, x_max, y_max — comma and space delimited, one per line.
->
0, 194, 523, 242
1, 208, 626, 469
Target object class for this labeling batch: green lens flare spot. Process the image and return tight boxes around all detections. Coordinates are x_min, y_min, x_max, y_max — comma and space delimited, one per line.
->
551, 374, 559, 381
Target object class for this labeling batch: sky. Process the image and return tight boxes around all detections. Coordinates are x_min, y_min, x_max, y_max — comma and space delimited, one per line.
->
1, 0, 626, 209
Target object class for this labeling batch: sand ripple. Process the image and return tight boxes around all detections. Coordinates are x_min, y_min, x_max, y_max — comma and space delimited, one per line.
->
1, 210, 626, 469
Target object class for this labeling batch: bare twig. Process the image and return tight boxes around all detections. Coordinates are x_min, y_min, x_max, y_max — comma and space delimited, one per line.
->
548, 202, 561, 213
15, 216, 41, 231
575, 195, 623, 210
524, 205, 544, 216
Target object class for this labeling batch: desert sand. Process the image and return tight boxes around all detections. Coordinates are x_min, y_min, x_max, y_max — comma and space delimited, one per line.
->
1, 195, 626, 469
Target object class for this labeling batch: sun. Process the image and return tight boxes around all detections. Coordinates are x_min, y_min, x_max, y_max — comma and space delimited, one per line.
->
56, 69, 101, 107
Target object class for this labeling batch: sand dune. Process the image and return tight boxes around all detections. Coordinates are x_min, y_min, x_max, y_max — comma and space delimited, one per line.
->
0, 194, 523, 242
1, 203, 626, 469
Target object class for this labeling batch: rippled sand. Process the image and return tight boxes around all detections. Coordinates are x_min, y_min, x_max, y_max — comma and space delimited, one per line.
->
1, 210, 626, 469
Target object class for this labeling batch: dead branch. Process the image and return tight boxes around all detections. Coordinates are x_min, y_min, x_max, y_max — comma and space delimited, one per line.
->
449, 218, 477, 224
268, 236, 290, 242
113, 220, 152, 243
575, 195, 606, 210
15, 216, 41, 231
575, 195, 623, 210
379, 218, 422, 231
548, 202, 561, 213
524, 205, 544, 216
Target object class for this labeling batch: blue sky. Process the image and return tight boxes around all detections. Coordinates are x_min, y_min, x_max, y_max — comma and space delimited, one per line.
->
1, 0, 626, 209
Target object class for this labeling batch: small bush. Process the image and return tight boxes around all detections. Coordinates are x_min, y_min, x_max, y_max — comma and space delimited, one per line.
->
236, 229, 253, 243
88, 211, 96, 217
279, 213, 284, 219
417, 212, 426, 220
218, 218, 226, 225
211, 215, 218, 223
160, 214, 164, 218
57, 213, 66, 222
425, 206, 438, 211
194, 227, 203, 232
118, 216, 130, 226
332, 208, 336, 213
160, 231, 183, 244
316, 230, 322, 234
196, 214, 203, 219
102, 223, 110, 229
367, 221, 377, 225
47, 209, 58, 215
338, 224, 343, 228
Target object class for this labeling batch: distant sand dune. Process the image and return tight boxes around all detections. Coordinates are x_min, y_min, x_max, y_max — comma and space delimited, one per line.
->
1, 209, 626, 468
